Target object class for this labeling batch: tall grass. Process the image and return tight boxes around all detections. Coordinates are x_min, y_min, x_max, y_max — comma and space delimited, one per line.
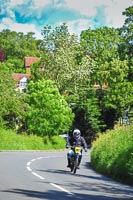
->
91, 125, 133, 185
0, 128, 66, 150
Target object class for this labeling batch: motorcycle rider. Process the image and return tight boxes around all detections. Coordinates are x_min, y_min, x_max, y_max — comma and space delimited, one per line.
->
66, 129, 88, 169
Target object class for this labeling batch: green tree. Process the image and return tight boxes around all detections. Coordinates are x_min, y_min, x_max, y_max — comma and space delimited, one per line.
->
80, 26, 132, 128
31, 23, 101, 135
80, 27, 121, 85
119, 6, 133, 82
35, 23, 96, 93
0, 62, 28, 128
0, 29, 42, 73
26, 79, 74, 137
80, 27, 120, 59
71, 88, 102, 136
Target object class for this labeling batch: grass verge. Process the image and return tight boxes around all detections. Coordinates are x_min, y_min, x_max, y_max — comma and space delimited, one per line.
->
0, 128, 66, 150
90, 125, 133, 185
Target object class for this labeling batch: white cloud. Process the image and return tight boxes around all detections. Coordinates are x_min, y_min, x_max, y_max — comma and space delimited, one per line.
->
64, 0, 133, 28
65, 0, 113, 16
0, 0, 132, 39
66, 19, 92, 35
9, 0, 27, 7
0, 18, 13, 30
0, 18, 42, 39
65, 0, 96, 16
105, 0, 133, 28
33, 0, 51, 8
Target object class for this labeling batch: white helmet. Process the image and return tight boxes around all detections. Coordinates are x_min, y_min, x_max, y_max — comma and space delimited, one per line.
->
73, 129, 81, 137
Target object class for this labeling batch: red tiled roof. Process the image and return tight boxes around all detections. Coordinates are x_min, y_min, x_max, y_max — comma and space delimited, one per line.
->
12, 73, 30, 81
25, 57, 40, 67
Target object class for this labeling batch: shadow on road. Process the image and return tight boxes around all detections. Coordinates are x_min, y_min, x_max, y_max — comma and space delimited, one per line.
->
1, 161, 133, 200
35, 161, 133, 199
2, 188, 133, 200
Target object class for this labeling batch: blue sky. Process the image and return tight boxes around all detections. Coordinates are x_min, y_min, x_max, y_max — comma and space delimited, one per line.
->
0, 0, 132, 39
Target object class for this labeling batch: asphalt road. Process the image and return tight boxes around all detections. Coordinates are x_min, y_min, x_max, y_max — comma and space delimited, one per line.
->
0, 150, 133, 200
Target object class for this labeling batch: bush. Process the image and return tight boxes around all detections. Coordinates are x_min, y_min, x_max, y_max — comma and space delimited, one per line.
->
0, 128, 66, 150
26, 79, 74, 137
91, 125, 133, 185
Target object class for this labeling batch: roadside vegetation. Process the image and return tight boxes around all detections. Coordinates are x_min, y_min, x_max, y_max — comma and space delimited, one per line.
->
91, 125, 133, 185
0, 128, 66, 150
0, 6, 133, 139
0, 6, 133, 186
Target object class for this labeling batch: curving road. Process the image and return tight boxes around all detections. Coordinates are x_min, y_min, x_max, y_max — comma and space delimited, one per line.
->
0, 150, 133, 200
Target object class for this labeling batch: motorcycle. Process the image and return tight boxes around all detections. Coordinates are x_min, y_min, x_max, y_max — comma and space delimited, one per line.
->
69, 145, 82, 174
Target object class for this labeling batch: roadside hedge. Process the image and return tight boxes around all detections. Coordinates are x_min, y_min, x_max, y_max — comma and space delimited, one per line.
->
90, 125, 133, 185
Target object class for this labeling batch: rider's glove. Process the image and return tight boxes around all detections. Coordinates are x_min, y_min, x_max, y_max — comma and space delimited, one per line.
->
84, 148, 87, 152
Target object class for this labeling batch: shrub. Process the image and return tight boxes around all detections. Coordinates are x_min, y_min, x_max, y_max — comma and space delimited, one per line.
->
91, 125, 133, 185
0, 128, 66, 150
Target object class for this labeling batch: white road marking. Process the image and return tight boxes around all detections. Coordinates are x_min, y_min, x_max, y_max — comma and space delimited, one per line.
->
32, 172, 45, 180
50, 183, 73, 195
37, 157, 43, 159
27, 161, 31, 166
27, 166, 32, 171
26, 155, 73, 195
31, 159, 36, 162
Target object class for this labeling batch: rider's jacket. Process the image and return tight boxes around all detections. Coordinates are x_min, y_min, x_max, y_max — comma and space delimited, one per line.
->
66, 136, 87, 150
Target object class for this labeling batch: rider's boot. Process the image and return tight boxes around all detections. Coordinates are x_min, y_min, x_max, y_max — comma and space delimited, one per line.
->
67, 158, 71, 168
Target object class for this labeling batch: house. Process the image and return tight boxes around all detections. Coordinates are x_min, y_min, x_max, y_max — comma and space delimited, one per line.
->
13, 57, 40, 91
12, 73, 30, 91
24, 56, 40, 75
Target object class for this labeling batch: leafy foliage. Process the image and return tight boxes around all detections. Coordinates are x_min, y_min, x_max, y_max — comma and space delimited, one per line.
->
0, 128, 66, 150
32, 23, 102, 134
26, 79, 74, 137
91, 126, 133, 185
80, 24, 132, 129
0, 62, 28, 128
119, 6, 133, 81
0, 6, 133, 138
33, 23, 93, 92
0, 29, 42, 72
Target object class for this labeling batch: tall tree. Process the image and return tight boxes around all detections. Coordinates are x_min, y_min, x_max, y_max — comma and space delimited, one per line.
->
0, 29, 42, 73
0, 62, 28, 128
26, 79, 74, 137
80, 26, 132, 128
33, 24, 97, 99
31, 23, 101, 135
80, 27, 121, 85
119, 6, 133, 82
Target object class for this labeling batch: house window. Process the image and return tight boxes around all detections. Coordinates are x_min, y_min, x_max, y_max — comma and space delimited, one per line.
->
19, 77, 27, 90
19, 81, 27, 88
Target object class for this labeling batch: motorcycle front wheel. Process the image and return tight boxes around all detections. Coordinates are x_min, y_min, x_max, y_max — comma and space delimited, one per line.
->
73, 156, 78, 174
70, 157, 74, 172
